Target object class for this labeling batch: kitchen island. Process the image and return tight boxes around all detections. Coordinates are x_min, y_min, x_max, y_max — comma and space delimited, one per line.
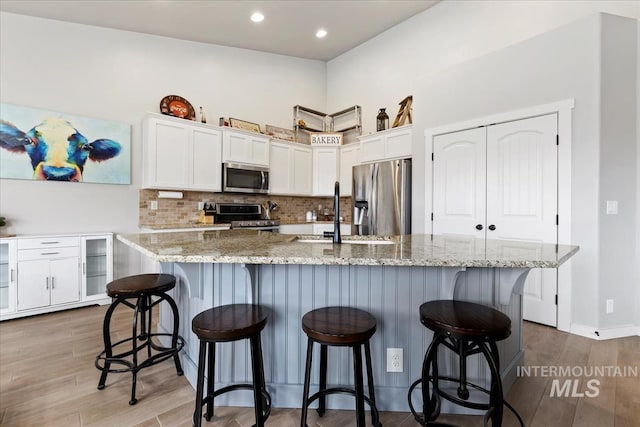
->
117, 230, 578, 413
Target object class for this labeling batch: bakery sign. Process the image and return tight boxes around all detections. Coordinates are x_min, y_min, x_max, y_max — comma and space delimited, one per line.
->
310, 132, 343, 146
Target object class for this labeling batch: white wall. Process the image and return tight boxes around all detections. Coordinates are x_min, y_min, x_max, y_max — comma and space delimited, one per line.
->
0, 12, 326, 277
327, 2, 640, 334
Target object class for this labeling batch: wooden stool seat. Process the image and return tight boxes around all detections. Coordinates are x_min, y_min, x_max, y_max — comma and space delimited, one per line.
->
106, 273, 176, 298
192, 304, 271, 427
302, 306, 376, 345
301, 306, 381, 427
192, 304, 268, 341
419, 300, 511, 340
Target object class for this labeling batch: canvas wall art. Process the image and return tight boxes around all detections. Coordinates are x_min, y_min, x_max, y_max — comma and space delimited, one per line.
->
0, 103, 131, 184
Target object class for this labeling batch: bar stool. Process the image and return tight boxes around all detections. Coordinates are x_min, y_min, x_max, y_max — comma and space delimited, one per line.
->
300, 306, 381, 427
191, 304, 271, 427
407, 300, 524, 426
95, 273, 185, 405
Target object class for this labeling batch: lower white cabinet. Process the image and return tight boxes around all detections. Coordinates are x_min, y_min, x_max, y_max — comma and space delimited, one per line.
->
0, 239, 17, 315
1, 233, 113, 321
279, 224, 351, 236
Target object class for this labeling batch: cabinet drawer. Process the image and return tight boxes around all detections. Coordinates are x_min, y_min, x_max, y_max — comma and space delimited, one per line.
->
18, 246, 80, 261
18, 236, 80, 250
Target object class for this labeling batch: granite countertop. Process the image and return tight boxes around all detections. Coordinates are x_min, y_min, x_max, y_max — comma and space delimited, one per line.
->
117, 229, 579, 268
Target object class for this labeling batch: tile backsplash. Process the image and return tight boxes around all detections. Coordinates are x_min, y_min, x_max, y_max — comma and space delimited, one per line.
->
139, 190, 352, 227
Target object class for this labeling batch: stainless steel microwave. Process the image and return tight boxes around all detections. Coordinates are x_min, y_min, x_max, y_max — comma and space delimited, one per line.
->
222, 163, 269, 194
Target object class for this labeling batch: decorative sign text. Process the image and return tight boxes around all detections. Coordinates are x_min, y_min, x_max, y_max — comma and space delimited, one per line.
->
310, 132, 343, 146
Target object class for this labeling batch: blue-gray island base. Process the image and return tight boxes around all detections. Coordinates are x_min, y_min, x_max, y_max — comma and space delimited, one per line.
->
117, 230, 578, 414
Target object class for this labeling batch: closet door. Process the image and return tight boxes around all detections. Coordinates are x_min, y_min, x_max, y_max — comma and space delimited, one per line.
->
432, 127, 486, 238
486, 113, 558, 326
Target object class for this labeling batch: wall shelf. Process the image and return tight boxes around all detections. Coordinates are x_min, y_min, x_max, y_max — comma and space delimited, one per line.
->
293, 105, 361, 143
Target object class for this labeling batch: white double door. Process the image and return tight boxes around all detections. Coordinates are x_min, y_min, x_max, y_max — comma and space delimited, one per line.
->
432, 114, 558, 326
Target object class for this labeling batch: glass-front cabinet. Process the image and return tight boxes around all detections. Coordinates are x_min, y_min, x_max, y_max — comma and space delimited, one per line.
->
81, 234, 113, 301
0, 239, 17, 315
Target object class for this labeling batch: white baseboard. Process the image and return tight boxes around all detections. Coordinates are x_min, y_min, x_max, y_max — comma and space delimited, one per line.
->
571, 323, 640, 340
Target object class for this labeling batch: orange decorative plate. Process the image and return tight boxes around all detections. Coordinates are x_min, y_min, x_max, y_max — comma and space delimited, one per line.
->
159, 95, 195, 120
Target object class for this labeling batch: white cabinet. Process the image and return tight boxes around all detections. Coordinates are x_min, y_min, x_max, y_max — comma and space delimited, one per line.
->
339, 144, 360, 196
82, 234, 113, 301
359, 125, 412, 163
0, 239, 17, 316
311, 223, 352, 236
279, 224, 313, 235
223, 129, 270, 167
312, 146, 340, 196
1, 233, 113, 321
269, 140, 312, 195
142, 113, 222, 191
17, 237, 80, 311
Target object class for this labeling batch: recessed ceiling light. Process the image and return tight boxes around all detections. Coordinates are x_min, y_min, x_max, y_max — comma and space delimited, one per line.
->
316, 29, 327, 38
251, 12, 264, 23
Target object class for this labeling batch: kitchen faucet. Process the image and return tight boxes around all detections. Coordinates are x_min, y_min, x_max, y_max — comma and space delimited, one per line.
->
323, 181, 342, 243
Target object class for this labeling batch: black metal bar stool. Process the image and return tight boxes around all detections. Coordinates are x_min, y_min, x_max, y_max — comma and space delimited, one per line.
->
300, 306, 382, 427
407, 300, 524, 427
95, 273, 185, 405
192, 304, 271, 427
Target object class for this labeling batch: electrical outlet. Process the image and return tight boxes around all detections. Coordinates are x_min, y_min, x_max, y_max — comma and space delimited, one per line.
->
150, 200, 158, 210
606, 299, 614, 314
198, 202, 205, 210
386, 348, 403, 372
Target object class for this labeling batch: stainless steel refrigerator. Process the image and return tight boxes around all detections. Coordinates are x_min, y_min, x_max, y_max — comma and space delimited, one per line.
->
352, 159, 411, 236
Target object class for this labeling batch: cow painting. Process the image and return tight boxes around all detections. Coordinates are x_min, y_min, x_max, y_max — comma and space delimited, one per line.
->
0, 118, 122, 182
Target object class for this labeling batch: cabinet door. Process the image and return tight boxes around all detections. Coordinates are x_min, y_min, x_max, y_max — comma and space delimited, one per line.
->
82, 235, 113, 301
249, 135, 270, 166
312, 147, 339, 196
190, 127, 222, 191
146, 119, 189, 189
340, 145, 360, 197
359, 134, 385, 163
291, 146, 312, 195
269, 142, 291, 194
223, 132, 251, 163
17, 259, 50, 311
432, 127, 486, 237
50, 257, 80, 305
385, 127, 412, 159
0, 240, 17, 314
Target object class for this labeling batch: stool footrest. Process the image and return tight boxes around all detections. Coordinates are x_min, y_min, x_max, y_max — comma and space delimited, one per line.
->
95, 333, 185, 374
195, 384, 272, 425
307, 386, 380, 419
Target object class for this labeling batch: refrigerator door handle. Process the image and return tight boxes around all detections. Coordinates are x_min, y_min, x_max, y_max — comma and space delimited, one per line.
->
370, 163, 379, 235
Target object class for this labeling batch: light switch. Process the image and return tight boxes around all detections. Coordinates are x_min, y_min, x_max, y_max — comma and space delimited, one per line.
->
606, 201, 618, 215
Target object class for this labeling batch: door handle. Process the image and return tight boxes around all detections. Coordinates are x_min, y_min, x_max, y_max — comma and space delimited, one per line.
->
488, 224, 496, 231
51, 277, 55, 289
475, 224, 483, 230
46, 277, 49, 290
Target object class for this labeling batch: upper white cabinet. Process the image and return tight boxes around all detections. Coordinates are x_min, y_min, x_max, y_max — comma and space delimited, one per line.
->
339, 144, 360, 197
0, 239, 17, 316
269, 140, 312, 195
143, 113, 222, 191
223, 128, 270, 167
359, 124, 413, 163
312, 146, 340, 196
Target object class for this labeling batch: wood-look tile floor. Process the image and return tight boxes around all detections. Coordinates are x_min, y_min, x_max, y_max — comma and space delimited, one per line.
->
1, 305, 638, 426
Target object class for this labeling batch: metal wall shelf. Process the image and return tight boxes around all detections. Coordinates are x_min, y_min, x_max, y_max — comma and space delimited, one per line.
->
293, 105, 361, 143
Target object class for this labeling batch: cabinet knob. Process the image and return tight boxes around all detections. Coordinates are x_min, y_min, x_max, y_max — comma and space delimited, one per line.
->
488, 224, 496, 231
475, 224, 483, 230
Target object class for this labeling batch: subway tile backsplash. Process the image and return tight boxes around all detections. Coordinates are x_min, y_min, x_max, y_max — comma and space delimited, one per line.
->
139, 190, 352, 227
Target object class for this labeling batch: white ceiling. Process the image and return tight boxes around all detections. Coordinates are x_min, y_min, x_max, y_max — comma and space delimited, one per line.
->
0, 0, 439, 61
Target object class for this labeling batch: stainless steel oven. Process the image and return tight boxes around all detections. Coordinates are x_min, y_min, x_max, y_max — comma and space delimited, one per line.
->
214, 203, 280, 232
222, 163, 269, 194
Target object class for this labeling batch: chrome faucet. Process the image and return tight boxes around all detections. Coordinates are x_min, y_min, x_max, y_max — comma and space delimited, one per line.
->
323, 181, 342, 243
